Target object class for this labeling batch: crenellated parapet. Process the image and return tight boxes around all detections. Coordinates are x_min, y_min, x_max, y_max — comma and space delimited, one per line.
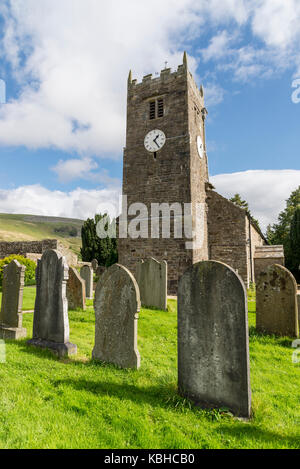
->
127, 52, 205, 104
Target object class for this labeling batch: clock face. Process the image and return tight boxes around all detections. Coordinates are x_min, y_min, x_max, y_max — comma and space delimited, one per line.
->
197, 135, 204, 159
144, 129, 166, 153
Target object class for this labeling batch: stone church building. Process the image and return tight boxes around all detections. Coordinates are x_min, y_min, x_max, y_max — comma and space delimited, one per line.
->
118, 53, 284, 294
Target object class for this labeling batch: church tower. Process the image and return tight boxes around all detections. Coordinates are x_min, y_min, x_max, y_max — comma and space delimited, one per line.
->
118, 53, 209, 293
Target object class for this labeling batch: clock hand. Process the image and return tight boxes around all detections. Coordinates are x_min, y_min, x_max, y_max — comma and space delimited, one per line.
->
153, 135, 160, 148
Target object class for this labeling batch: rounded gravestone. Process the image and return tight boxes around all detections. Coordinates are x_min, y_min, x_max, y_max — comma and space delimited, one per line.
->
178, 260, 251, 418
92, 264, 141, 369
136, 258, 167, 311
256, 264, 299, 337
96, 266, 106, 277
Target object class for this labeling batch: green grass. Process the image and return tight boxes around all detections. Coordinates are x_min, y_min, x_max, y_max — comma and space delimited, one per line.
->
0, 289, 299, 449
0, 213, 82, 257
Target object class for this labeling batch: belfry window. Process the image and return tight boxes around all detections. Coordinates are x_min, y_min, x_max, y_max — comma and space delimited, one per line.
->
157, 99, 164, 117
149, 98, 164, 119
149, 101, 156, 120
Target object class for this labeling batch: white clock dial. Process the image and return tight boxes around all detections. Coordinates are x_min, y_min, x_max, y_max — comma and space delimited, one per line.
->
197, 135, 204, 159
144, 129, 166, 153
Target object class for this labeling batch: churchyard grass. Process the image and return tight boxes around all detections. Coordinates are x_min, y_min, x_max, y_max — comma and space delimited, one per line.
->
0, 288, 299, 449
0, 286, 36, 311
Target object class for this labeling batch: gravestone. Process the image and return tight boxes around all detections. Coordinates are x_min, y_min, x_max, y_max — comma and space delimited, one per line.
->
178, 260, 251, 418
136, 258, 167, 311
80, 265, 93, 299
92, 264, 140, 369
96, 265, 106, 277
256, 264, 299, 337
27, 250, 77, 357
91, 259, 98, 271
0, 260, 27, 340
67, 267, 86, 311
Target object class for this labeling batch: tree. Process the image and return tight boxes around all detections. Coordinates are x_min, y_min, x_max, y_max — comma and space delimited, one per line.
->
230, 193, 261, 231
267, 186, 300, 278
80, 214, 118, 267
289, 206, 300, 279
230, 194, 249, 211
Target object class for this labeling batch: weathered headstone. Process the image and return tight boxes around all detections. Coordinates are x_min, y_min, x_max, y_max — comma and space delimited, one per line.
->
92, 264, 140, 369
27, 250, 77, 357
178, 260, 251, 418
80, 265, 93, 299
96, 265, 106, 277
136, 258, 167, 311
256, 264, 299, 337
67, 267, 86, 311
0, 260, 27, 340
91, 259, 98, 271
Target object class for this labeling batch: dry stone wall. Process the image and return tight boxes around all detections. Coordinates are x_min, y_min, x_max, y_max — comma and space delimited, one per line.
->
0, 239, 78, 266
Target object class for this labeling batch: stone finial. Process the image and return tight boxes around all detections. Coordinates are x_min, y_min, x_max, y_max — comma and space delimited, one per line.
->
183, 51, 188, 68
128, 70, 132, 86
200, 85, 204, 97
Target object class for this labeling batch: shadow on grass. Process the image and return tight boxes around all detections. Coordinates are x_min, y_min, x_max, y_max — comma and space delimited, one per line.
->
216, 423, 300, 448
249, 327, 295, 348
48, 377, 300, 447
10, 338, 76, 363
52, 377, 189, 411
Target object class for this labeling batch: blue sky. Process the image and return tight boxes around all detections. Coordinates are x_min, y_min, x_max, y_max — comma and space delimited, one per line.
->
0, 0, 299, 230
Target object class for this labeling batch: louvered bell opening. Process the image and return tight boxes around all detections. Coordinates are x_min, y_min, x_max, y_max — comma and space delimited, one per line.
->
149, 101, 156, 120
157, 99, 164, 118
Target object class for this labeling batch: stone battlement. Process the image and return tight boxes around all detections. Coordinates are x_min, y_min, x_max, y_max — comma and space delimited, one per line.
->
128, 52, 204, 101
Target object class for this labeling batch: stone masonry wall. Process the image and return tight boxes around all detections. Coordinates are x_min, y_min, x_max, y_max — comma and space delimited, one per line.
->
0, 239, 58, 259
207, 190, 249, 285
207, 190, 266, 287
0, 239, 78, 266
118, 58, 209, 294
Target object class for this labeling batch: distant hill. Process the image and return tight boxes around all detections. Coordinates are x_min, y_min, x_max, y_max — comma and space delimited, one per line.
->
0, 213, 84, 257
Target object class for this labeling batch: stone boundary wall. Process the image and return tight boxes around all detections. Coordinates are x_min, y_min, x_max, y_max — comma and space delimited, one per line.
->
0, 239, 58, 259
0, 239, 78, 266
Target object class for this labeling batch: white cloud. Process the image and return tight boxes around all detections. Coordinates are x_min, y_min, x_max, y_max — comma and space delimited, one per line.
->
0, 184, 121, 220
0, 0, 202, 155
52, 157, 98, 183
211, 170, 300, 232
251, 0, 300, 49
201, 31, 235, 62
0, 170, 298, 232
0, 0, 299, 155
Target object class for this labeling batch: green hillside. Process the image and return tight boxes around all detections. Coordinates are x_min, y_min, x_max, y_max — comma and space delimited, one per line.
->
0, 213, 83, 257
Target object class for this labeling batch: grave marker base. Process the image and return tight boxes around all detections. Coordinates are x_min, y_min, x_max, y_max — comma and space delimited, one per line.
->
27, 338, 77, 357
0, 325, 27, 340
